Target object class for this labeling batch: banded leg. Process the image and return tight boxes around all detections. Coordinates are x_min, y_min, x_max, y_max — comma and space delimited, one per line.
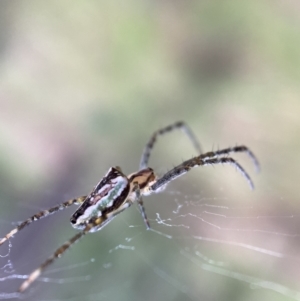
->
150, 156, 255, 192
199, 146, 260, 172
18, 218, 96, 293
139, 121, 202, 170
133, 182, 150, 229
0, 196, 86, 246
18, 205, 132, 293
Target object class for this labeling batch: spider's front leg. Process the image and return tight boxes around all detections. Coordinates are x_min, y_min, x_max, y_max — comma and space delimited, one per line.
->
149, 155, 256, 193
139, 121, 202, 170
132, 182, 151, 230
0, 196, 87, 246
200, 146, 260, 173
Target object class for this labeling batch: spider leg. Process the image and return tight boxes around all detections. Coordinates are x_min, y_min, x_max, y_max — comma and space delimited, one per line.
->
133, 182, 150, 229
139, 121, 202, 170
17, 219, 95, 293
150, 156, 255, 192
0, 196, 87, 247
18, 205, 132, 293
199, 146, 260, 172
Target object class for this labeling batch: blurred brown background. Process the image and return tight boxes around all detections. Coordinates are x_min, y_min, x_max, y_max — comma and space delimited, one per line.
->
0, 1, 300, 301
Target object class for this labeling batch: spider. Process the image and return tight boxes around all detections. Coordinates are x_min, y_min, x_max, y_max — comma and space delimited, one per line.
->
0, 121, 259, 293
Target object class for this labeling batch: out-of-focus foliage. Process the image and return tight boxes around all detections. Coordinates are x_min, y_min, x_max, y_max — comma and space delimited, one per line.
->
0, 1, 300, 301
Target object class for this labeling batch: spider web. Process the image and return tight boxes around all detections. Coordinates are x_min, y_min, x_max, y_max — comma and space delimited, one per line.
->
0, 171, 299, 301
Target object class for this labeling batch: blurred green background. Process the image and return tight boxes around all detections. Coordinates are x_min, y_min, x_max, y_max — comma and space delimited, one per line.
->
0, 1, 300, 300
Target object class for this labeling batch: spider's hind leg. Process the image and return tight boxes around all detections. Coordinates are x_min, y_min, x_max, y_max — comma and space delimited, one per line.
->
0, 196, 86, 246
139, 121, 202, 170
18, 219, 97, 293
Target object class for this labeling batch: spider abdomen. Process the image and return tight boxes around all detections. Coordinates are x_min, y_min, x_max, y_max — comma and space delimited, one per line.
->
70, 167, 130, 230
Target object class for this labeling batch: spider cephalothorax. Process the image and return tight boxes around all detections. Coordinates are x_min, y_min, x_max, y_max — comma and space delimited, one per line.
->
0, 121, 259, 293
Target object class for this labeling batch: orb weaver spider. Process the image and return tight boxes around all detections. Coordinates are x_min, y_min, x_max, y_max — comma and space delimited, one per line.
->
0, 121, 259, 293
